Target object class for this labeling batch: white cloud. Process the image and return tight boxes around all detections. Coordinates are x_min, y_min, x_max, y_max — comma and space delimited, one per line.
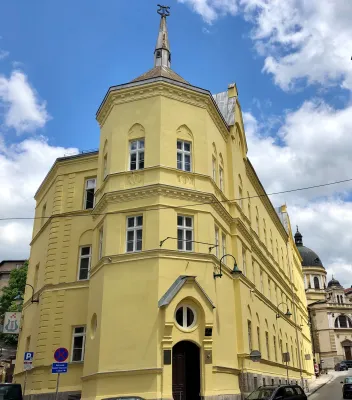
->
0, 137, 78, 259
178, 0, 352, 91
0, 70, 50, 133
0, 50, 9, 60
244, 104, 352, 286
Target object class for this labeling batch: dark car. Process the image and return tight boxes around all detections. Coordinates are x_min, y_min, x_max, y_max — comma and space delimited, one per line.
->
0, 383, 23, 400
336, 362, 349, 371
344, 360, 352, 368
341, 377, 352, 399
246, 385, 307, 400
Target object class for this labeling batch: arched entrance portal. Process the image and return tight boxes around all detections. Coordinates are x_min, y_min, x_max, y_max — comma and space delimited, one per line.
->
172, 341, 200, 400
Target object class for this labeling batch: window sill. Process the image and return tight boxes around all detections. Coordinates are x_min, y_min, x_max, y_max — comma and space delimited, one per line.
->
69, 360, 84, 364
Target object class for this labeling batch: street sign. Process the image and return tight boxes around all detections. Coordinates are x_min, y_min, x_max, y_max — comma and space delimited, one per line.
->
24, 352, 34, 370
52, 362, 68, 374
54, 348, 68, 362
24, 352, 34, 361
3, 312, 21, 334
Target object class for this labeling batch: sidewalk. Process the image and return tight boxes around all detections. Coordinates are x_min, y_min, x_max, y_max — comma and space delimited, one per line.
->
306, 371, 336, 397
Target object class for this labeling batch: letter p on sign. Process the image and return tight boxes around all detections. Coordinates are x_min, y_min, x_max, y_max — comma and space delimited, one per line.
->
24, 352, 34, 361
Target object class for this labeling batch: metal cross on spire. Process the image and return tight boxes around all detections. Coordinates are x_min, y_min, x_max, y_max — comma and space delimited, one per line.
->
157, 4, 170, 17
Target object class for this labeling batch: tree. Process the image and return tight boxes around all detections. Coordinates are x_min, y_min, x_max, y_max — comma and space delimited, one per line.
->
0, 261, 28, 344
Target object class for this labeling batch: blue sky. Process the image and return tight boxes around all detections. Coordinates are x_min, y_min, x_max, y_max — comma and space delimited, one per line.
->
1, 0, 352, 285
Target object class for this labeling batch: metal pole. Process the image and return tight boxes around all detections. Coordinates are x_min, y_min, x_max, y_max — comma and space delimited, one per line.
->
23, 370, 28, 396
286, 361, 289, 383
55, 373, 60, 400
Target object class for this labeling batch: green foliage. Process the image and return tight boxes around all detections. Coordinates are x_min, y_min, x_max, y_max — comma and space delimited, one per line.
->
0, 261, 28, 344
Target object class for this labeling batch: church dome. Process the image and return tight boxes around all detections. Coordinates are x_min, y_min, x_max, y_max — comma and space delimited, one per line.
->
328, 277, 342, 288
294, 228, 324, 269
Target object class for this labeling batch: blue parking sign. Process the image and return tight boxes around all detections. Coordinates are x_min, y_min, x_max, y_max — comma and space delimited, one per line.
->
24, 352, 34, 361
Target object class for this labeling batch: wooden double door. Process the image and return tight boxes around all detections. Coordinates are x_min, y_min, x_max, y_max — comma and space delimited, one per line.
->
172, 341, 200, 400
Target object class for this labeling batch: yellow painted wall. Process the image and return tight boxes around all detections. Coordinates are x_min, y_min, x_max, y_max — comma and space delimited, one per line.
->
15, 79, 313, 399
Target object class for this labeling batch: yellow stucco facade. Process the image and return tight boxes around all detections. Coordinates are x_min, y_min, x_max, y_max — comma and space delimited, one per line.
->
14, 12, 314, 400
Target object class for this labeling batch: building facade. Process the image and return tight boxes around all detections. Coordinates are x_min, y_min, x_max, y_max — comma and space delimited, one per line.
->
15, 9, 314, 400
296, 229, 352, 369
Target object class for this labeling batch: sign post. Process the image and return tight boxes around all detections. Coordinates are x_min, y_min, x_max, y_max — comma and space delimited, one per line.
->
52, 347, 69, 400
23, 352, 34, 396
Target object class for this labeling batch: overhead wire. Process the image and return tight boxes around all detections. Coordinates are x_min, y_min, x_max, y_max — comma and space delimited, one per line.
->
0, 176, 351, 221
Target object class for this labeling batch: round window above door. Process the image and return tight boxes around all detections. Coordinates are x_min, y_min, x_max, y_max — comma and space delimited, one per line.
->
175, 305, 197, 330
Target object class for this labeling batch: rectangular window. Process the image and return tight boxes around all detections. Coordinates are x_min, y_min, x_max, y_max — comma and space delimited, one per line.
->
177, 140, 192, 172
242, 248, 246, 276
41, 203, 46, 227
238, 186, 243, 208
252, 261, 256, 286
126, 216, 143, 252
219, 167, 224, 191
177, 215, 193, 251
78, 246, 91, 280
268, 278, 271, 300
257, 327, 261, 352
25, 336, 31, 352
130, 139, 145, 170
84, 178, 96, 210
221, 234, 226, 257
34, 263, 39, 291
212, 157, 216, 181
103, 154, 108, 179
273, 336, 277, 361
215, 227, 219, 257
265, 331, 270, 360
260, 269, 264, 293
254, 377, 258, 389
248, 320, 252, 352
98, 227, 103, 260
71, 326, 86, 362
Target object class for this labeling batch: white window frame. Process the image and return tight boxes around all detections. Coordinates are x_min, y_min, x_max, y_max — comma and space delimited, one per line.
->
78, 246, 92, 281
219, 166, 224, 191
129, 139, 145, 171
177, 215, 193, 251
215, 227, 219, 257
71, 326, 86, 362
222, 233, 226, 257
84, 178, 96, 210
98, 227, 103, 260
212, 157, 216, 181
175, 304, 197, 330
177, 140, 192, 172
126, 216, 143, 252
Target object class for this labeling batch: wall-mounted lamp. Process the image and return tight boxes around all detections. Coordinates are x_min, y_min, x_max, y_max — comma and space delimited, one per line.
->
14, 284, 39, 305
214, 254, 241, 279
276, 302, 292, 319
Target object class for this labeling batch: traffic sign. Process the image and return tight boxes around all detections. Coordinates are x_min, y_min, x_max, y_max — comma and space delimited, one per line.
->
52, 362, 68, 374
24, 352, 34, 361
54, 348, 68, 362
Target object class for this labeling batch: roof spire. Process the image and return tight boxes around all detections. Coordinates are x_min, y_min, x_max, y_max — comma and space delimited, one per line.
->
155, 5, 171, 68
294, 226, 303, 246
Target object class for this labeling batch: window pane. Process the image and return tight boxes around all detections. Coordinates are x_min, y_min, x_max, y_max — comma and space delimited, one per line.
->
127, 217, 135, 228
185, 230, 192, 251
74, 327, 85, 334
79, 268, 89, 280
137, 216, 143, 226
130, 141, 137, 150
177, 229, 183, 250
185, 217, 192, 227
81, 247, 90, 256
177, 141, 182, 150
136, 239, 142, 251
127, 242, 134, 252
72, 349, 82, 362
176, 308, 183, 326
184, 142, 190, 152
136, 229, 142, 240
85, 189, 94, 209
138, 140, 144, 149
130, 153, 137, 170
127, 231, 134, 241
86, 179, 96, 189
184, 154, 191, 163
79, 258, 90, 274
185, 162, 191, 172
177, 216, 183, 226
187, 307, 194, 326
139, 152, 145, 169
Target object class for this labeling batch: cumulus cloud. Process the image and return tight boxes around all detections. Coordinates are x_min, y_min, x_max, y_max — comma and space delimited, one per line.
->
0, 138, 78, 259
244, 106, 352, 286
0, 50, 9, 60
0, 70, 50, 133
178, 0, 352, 91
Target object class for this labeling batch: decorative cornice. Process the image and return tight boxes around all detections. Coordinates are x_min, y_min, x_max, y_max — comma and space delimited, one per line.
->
96, 80, 230, 141
212, 365, 241, 375
245, 159, 288, 241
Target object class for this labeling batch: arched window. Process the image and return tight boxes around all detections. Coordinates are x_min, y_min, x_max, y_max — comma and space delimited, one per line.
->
247, 192, 251, 222
335, 315, 352, 328
255, 207, 259, 236
313, 277, 320, 289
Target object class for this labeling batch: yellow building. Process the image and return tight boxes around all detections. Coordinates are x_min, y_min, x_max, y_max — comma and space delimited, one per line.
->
14, 8, 314, 400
